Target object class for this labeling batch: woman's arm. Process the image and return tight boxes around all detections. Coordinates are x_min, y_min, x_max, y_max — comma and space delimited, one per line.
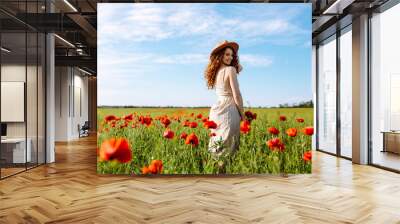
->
228, 67, 244, 120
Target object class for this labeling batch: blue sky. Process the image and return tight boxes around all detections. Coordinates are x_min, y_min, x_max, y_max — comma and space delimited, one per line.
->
98, 3, 311, 107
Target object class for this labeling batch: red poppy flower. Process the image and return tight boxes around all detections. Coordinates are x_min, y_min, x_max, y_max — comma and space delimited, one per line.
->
99, 138, 132, 163
142, 166, 151, 175
303, 151, 312, 161
142, 160, 163, 175
189, 122, 198, 128
163, 129, 174, 139
180, 132, 188, 140
267, 138, 281, 148
123, 114, 134, 121
185, 133, 199, 147
139, 115, 152, 126
286, 128, 297, 137
268, 127, 280, 135
183, 120, 191, 127
296, 118, 304, 123
209, 132, 216, 137
119, 122, 128, 129
196, 114, 203, 119
203, 120, 217, 129
240, 120, 251, 134
104, 115, 118, 122
266, 138, 285, 151
202, 118, 209, 123
161, 117, 171, 128
145, 117, 152, 126
148, 160, 163, 174
303, 127, 314, 136
244, 111, 257, 122
279, 115, 286, 121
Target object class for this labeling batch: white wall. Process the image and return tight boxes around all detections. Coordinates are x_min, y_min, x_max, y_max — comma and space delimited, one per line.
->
1, 65, 39, 138
72, 72, 89, 138
55, 66, 69, 141
1, 63, 46, 164
55, 66, 89, 141
1, 65, 26, 142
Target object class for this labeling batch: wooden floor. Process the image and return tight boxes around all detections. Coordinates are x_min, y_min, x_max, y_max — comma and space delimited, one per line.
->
0, 136, 400, 223
372, 151, 400, 171
1, 167, 26, 178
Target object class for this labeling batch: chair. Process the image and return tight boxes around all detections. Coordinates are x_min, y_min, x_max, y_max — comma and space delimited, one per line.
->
79, 121, 90, 138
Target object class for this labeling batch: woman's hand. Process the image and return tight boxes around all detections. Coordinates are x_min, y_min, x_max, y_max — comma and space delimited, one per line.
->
239, 109, 245, 121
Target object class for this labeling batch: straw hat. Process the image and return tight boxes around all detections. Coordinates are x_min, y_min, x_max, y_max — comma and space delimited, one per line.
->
210, 40, 239, 58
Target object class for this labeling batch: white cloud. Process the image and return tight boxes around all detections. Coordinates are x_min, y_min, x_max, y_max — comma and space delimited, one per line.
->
99, 51, 272, 68
99, 51, 207, 66
98, 4, 307, 45
153, 53, 208, 64
240, 54, 273, 67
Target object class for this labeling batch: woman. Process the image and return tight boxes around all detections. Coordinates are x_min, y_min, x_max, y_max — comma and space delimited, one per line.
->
205, 40, 244, 156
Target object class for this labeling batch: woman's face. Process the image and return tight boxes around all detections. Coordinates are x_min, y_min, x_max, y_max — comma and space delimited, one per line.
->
222, 47, 234, 65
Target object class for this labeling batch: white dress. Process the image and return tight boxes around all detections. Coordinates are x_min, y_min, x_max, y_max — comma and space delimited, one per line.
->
208, 66, 244, 155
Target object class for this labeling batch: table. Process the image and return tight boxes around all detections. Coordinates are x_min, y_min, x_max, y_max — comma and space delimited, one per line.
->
381, 131, 400, 154
1, 138, 32, 163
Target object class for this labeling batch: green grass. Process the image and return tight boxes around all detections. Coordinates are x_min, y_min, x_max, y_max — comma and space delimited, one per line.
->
97, 107, 313, 175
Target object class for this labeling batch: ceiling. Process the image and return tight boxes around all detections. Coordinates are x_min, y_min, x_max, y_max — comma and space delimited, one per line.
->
311, 0, 390, 43
0, 0, 394, 75
1, 0, 98, 74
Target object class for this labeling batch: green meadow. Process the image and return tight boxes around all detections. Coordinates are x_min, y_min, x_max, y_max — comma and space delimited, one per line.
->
97, 107, 313, 175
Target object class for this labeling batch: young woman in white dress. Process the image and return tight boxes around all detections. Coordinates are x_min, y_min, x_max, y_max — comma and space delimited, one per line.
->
204, 40, 244, 156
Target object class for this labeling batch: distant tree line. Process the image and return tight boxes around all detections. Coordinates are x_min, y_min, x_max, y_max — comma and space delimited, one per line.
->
272, 100, 314, 108
98, 100, 314, 109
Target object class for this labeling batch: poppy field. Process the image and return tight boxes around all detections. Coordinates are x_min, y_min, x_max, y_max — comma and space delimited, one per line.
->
97, 107, 313, 175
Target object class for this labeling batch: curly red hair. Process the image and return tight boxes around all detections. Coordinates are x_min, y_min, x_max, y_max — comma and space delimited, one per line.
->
204, 47, 240, 89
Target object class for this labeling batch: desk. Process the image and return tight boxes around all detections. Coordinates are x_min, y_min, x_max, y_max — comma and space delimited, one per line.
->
1, 138, 31, 163
381, 131, 400, 154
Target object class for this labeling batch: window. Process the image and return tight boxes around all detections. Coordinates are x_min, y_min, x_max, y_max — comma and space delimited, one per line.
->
317, 35, 337, 154
370, 2, 400, 171
339, 26, 352, 158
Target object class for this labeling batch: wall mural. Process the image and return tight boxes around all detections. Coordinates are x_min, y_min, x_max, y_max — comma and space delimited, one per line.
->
97, 3, 313, 175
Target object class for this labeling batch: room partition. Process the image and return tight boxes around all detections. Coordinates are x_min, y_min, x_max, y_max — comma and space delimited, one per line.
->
0, 0, 47, 179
